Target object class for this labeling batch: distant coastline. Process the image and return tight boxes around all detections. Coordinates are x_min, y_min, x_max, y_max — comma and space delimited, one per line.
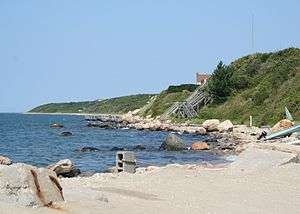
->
24, 112, 121, 116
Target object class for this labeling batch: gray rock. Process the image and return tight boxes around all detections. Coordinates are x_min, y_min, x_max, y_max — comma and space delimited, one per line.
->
0, 163, 64, 207
102, 166, 117, 173
132, 145, 146, 151
50, 123, 63, 128
202, 119, 220, 132
47, 159, 80, 178
217, 120, 234, 132
60, 131, 72, 136
76, 147, 100, 152
0, 155, 12, 165
159, 133, 186, 151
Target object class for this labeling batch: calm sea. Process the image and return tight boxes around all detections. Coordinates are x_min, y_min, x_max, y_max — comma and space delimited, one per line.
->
0, 113, 224, 173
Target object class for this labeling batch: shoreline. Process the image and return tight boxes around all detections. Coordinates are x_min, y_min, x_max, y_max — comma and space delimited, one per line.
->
24, 112, 121, 116
1, 112, 300, 213
1, 142, 299, 213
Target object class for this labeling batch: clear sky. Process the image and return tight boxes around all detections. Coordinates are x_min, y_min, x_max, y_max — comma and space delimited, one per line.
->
0, 0, 299, 112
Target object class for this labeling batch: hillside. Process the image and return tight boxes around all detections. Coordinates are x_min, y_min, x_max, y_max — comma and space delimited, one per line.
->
195, 48, 300, 126
29, 94, 155, 114
29, 48, 300, 126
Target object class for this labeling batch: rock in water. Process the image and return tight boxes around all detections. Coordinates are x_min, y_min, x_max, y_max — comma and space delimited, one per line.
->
202, 119, 220, 132
217, 120, 234, 132
110, 147, 124, 151
271, 119, 294, 132
159, 133, 186, 151
132, 145, 146, 151
60, 131, 72, 136
0, 163, 64, 207
50, 123, 63, 128
191, 142, 209, 150
0, 155, 12, 165
76, 147, 100, 152
48, 159, 80, 178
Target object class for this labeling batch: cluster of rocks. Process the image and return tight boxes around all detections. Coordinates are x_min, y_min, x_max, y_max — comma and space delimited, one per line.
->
158, 133, 236, 154
87, 113, 235, 135
50, 123, 73, 137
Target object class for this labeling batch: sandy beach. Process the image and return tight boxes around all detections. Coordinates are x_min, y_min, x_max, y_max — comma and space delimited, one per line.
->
1, 142, 299, 214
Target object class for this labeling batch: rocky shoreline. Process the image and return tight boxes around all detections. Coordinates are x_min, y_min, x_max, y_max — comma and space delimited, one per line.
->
85, 112, 266, 154
0, 113, 299, 211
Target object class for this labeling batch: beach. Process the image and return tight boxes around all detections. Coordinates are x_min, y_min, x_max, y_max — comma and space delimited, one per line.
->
1, 142, 299, 214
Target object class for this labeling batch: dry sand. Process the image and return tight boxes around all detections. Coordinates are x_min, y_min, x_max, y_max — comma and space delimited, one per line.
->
1, 143, 299, 214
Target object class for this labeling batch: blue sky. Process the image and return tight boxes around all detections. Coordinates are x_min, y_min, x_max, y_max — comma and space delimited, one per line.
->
0, 0, 299, 112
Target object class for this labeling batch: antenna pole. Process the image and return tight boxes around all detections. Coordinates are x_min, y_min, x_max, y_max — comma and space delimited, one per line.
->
251, 13, 254, 50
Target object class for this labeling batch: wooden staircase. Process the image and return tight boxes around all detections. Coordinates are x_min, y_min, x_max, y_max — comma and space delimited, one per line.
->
161, 85, 212, 120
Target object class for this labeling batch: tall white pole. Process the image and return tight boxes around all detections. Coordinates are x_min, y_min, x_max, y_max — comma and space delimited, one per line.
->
251, 14, 254, 50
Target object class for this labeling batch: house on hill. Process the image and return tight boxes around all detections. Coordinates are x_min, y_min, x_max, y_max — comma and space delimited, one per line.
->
196, 73, 210, 86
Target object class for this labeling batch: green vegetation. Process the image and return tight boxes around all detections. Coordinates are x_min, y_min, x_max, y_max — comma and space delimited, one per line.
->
30, 48, 300, 126
197, 47, 300, 126
141, 84, 197, 117
29, 94, 155, 114
206, 61, 234, 103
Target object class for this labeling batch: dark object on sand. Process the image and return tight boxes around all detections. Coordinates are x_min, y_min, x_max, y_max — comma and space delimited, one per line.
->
159, 133, 186, 151
50, 123, 64, 128
257, 131, 267, 140
110, 147, 124, 151
61, 131, 72, 136
132, 145, 146, 151
76, 147, 100, 152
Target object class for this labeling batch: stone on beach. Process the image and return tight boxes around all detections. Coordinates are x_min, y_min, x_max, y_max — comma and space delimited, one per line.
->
159, 133, 186, 151
271, 119, 294, 132
48, 159, 80, 178
202, 119, 220, 132
0, 163, 64, 207
217, 120, 234, 132
185, 126, 207, 134
191, 142, 209, 150
0, 155, 12, 165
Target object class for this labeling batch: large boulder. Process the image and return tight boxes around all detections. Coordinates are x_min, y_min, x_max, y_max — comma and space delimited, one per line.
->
47, 159, 80, 178
191, 142, 209, 150
217, 120, 234, 132
0, 163, 64, 207
202, 119, 220, 132
0, 155, 12, 165
271, 119, 294, 132
159, 133, 186, 151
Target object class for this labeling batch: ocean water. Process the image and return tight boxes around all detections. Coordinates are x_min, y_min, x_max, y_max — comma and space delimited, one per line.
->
0, 113, 224, 173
